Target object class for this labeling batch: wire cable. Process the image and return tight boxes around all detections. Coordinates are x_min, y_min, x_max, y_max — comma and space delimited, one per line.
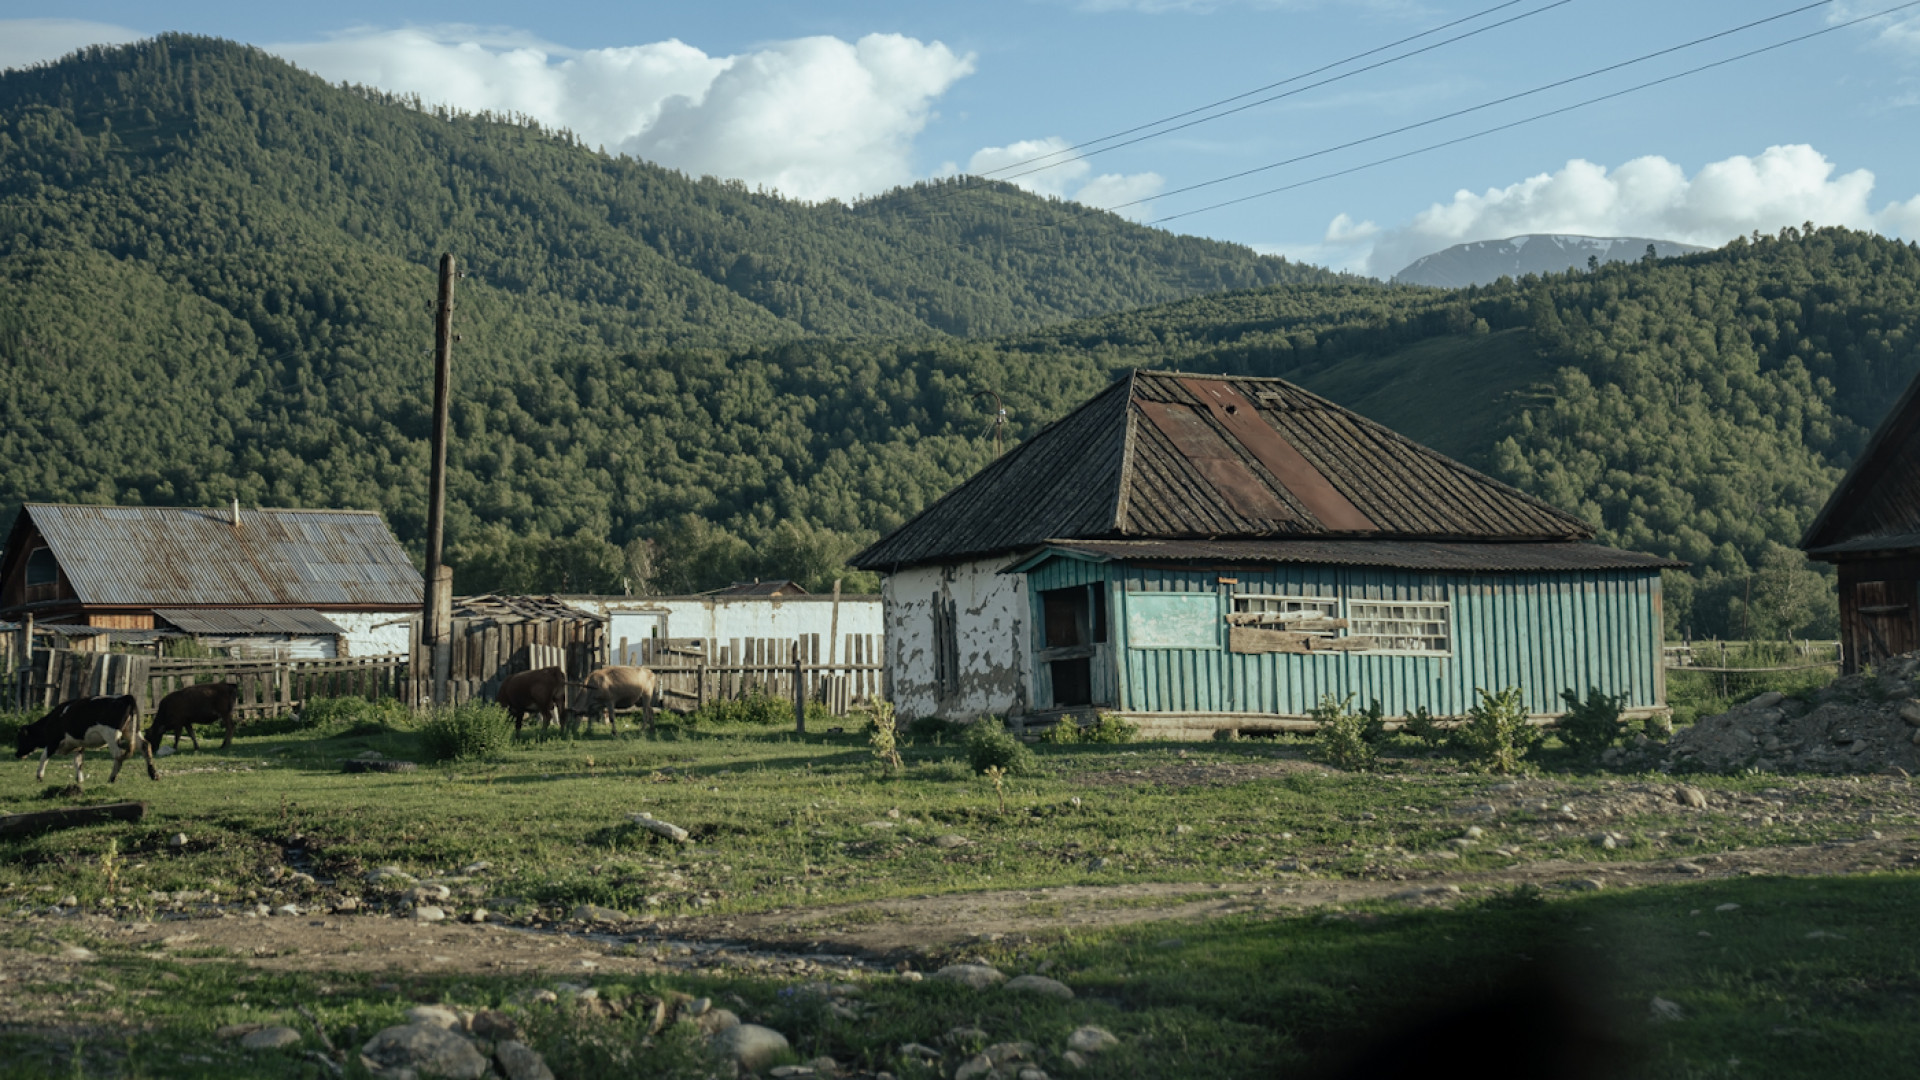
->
1142, 0, 1920, 228
1025, 0, 1844, 231
972, 0, 1564, 184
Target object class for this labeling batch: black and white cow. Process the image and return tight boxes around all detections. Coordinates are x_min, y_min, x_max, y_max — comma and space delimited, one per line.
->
14, 695, 156, 789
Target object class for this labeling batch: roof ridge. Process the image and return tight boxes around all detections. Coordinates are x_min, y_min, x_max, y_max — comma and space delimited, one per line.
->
1801, 363, 1920, 550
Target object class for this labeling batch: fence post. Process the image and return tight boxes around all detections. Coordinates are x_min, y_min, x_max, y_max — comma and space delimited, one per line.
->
793, 642, 807, 735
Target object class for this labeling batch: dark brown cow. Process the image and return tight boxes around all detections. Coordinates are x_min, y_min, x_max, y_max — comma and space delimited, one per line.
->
147, 682, 242, 751
497, 666, 568, 733
16, 695, 155, 788
569, 665, 659, 736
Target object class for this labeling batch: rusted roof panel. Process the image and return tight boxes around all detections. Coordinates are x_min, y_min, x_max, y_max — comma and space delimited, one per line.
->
20, 504, 420, 607
854, 369, 1595, 570
1020, 539, 1684, 573
154, 608, 346, 635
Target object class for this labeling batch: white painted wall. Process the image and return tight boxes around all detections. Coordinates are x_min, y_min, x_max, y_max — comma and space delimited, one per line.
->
328, 611, 415, 657
884, 559, 1030, 721
563, 596, 883, 657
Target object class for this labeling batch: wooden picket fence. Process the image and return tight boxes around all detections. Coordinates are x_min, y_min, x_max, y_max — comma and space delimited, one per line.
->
20, 649, 406, 718
619, 634, 884, 717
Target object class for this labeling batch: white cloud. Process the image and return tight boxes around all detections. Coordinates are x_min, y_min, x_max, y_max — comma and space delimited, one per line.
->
967, 137, 1165, 220
1343, 145, 1917, 278
1832, 2, 1920, 55
270, 26, 975, 202
0, 19, 144, 71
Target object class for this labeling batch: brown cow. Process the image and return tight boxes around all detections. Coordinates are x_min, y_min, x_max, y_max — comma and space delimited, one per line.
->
497, 666, 568, 734
147, 682, 242, 751
569, 665, 659, 736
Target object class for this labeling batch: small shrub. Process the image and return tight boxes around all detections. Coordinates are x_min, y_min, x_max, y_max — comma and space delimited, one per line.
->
689, 690, 792, 726
862, 700, 902, 772
1557, 686, 1631, 758
0, 707, 45, 747
301, 696, 411, 732
1359, 698, 1389, 745
1312, 693, 1377, 771
1453, 686, 1541, 774
1404, 705, 1449, 750
965, 717, 1039, 776
906, 715, 962, 743
421, 702, 514, 761
1084, 712, 1139, 744
1039, 720, 1082, 745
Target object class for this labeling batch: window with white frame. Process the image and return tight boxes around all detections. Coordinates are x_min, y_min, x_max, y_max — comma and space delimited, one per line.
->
1232, 594, 1341, 635
1346, 601, 1451, 654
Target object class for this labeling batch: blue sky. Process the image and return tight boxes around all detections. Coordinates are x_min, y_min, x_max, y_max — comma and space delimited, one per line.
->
4, 1, 1919, 275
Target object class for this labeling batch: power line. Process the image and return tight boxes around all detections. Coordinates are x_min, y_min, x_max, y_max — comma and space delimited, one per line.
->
1144, 0, 1920, 228
1025, 0, 1844, 233
989, 0, 1576, 187
968, 0, 1560, 185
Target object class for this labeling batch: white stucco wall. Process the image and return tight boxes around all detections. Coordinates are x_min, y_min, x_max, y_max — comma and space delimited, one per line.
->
884, 559, 1030, 721
328, 611, 415, 658
563, 596, 883, 660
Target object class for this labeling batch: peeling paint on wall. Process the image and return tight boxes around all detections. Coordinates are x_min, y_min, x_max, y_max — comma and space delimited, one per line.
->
883, 559, 1030, 720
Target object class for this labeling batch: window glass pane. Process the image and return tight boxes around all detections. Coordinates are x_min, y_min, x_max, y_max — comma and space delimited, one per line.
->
1347, 601, 1450, 654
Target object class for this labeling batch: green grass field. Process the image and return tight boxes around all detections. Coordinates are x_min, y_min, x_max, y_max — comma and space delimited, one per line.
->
2, 713, 1917, 1078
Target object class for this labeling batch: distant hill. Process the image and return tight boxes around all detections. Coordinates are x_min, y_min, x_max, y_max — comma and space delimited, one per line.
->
1393, 234, 1708, 288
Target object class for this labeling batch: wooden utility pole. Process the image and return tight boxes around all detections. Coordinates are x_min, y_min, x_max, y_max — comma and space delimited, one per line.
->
423, 253, 457, 705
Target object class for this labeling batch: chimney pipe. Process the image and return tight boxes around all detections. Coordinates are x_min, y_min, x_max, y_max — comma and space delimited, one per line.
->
231, 497, 240, 528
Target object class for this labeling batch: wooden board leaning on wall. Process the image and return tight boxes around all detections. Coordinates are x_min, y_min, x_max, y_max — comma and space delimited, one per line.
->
1228, 626, 1377, 655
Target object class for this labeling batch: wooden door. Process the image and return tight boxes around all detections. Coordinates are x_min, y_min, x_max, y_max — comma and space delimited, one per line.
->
1849, 580, 1917, 672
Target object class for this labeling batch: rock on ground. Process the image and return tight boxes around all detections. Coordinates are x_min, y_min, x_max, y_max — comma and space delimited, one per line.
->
931, 963, 1007, 990
495, 1040, 555, 1080
1661, 654, 1920, 775
1004, 974, 1074, 1000
1066, 1026, 1119, 1054
361, 1022, 491, 1080
711, 1023, 790, 1070
240, 1026, 302, 1051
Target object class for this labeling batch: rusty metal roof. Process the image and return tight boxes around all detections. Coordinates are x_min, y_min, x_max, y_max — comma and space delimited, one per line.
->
853, 370, 1595, 570
154, 608, 346, 635
9, 504, 421, 608
1802, 365, 1920, 558
1010, 539, 1683, 574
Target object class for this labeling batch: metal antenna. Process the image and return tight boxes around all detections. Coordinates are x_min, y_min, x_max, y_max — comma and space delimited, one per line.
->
973, 390, 1008, 457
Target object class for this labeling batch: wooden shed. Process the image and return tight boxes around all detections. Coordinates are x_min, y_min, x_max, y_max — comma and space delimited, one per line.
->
408, 594, 606, 706
1801, 367, 1920, 673
853, 370, 1680, 736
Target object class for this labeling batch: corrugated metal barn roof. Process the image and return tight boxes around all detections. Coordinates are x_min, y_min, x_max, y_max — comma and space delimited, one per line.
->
1013, 539, 1684, 573
154, 608, 346, 635
854, 370, 1596, 570
1803, 364, 1920, 558
14, 504, 421, 607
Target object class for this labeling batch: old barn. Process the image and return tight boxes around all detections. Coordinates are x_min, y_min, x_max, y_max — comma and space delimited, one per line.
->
852, 370, 1679, 737
0, 503, 421, 657
1801, 366, 1920, 673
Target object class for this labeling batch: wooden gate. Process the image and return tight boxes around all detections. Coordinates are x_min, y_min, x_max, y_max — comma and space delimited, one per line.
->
1847, 579, 1918, 672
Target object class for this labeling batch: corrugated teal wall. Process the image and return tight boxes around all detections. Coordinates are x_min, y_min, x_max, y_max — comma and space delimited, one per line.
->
1024, 557, 1663, 717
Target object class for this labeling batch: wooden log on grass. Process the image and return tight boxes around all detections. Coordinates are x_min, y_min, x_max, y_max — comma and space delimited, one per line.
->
0, 801, 146, 837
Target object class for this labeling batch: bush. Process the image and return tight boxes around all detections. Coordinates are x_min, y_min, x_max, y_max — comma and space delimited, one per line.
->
1404, 705, 1449, 750
1453, 687, 1542, 774
1313, 693, 1377, 771
301, 696, 411, 732
1557, 686, 1631, 758
0, 707, 45, 747
906, 715, 963, 743
421, 702, 514, 761
964, 717, 1039, 776
688, 690, 792, 726
1040, 713, 1139, 745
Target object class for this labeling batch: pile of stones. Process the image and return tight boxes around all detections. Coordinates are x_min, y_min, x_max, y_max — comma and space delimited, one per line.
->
1657, 653, 1920, 775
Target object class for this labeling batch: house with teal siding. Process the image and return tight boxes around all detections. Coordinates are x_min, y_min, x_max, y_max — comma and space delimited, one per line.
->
852, 370, 1679, 737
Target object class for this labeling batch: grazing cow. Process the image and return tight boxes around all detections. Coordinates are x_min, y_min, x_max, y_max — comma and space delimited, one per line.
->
570, 665, 659, 736
147, 682, 242, 751
496, 666, 568, 733
15, 695, 155, 789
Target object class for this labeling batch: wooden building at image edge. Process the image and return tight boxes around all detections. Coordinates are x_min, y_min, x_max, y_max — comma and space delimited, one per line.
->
1801, 365, 1920, 673
852, 370, 1681, 737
